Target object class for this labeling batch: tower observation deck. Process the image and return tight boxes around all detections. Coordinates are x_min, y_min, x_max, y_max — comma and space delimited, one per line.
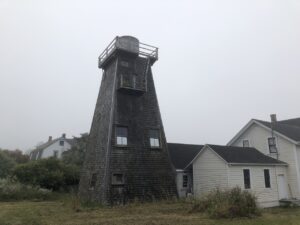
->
98, 36, 158, 68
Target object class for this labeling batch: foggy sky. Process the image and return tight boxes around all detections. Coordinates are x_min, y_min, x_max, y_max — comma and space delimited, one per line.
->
1, 0, 300, 151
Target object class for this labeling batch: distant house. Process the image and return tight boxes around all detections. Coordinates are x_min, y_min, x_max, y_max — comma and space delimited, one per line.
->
29, 134, 75, 160
228, 115, 300, 201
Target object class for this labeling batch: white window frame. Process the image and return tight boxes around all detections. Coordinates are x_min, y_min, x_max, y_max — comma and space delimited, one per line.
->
149, 129, 160, 148
243, 168, 251, 190
116, 127, 128, 146
263, 168, 271, 188
268, 137, 278, 153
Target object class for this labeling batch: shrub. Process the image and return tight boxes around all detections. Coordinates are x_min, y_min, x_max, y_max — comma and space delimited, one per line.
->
13, 158, 80, 191
0, 151, 16, 178
191, 187, 260, 218
0, 179, 52, 201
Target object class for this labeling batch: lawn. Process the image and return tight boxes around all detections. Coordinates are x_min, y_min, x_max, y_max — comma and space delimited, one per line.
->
1, 197, 300, 225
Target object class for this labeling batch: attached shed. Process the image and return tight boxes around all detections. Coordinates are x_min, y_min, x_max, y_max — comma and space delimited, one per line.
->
168, 143, 203, 197
191, 145, 288, 208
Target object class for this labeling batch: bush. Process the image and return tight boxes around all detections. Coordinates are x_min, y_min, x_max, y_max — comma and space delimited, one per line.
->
0, 179, 52, 201
0, 151, 16, 178
13, 158, 80, 191
191, 187, 260, 218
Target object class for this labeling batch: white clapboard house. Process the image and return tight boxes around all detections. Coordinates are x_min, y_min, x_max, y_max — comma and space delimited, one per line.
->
167, 115, 300, 207
168, 143, 287, 208
29, 134, 74, 160
228, 115, 300, 203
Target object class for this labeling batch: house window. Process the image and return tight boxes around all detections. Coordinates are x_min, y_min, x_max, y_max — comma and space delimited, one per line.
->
182, 175, 188, 188
112, 173, 124, 185
243, 169, 251, 189
90, 173, 97, 189
53, 150, 58, 158
59, 140, 64, 146
149, 129, 160, 148
116, 127, 128, 146
264, 169, 271, 188
242, 140, 250, 147
268, 137, 277, 153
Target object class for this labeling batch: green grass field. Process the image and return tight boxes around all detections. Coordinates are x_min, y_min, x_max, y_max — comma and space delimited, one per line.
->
1, 197, 300, 225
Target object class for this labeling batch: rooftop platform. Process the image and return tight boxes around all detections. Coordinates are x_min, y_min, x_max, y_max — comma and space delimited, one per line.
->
98, 36, 158, 68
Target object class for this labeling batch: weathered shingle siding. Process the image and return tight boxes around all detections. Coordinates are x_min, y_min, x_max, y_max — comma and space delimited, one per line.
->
193, 147, 228, 196
79, 55, 177, 204
231, 123, 300, 198
79, 60, 118, 203
228, 165, 284, 207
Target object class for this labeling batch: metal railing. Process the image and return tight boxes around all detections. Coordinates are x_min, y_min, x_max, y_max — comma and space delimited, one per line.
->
98, 37, 158, 67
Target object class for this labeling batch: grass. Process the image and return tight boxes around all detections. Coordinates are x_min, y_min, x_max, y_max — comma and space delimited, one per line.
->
1, 196, 300, 225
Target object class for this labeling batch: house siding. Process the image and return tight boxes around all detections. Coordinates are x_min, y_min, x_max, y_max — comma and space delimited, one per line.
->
193, 147, 228, 197
228, 165, 285, 207
41, 141, 72, 159
231, 123, 300, 198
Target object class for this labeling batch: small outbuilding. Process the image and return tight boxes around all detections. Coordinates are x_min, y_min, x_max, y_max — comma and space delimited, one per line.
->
189, 145, 288, 208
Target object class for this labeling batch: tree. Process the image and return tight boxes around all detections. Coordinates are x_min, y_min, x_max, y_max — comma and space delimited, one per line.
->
1, 149, 29, 164
13, 158, 80, 190
0, 151, 16, 178
62, 133, 88, 167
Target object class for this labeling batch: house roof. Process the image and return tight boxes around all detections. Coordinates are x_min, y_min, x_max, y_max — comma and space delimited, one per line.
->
255, 118, 300, 142
207, 145, 287, 165
167, 143, 203, 170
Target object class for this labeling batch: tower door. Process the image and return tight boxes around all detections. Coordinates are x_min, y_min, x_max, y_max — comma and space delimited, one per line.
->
277, 174, 288, 200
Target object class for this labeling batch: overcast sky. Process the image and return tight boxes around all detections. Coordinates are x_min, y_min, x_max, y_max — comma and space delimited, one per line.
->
1, 0, 300, 151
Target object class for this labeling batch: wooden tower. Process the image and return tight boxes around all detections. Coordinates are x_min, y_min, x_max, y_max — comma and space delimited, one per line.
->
79, 36, 177, 204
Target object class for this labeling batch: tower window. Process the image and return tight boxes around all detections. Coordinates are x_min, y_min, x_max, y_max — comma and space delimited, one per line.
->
112, 173, 124, 185
149, 129, 160, 148
242, 140, 250, 147
243, 169, 251, 189
120, 73, 138, 89
120, 60, 130, 67
268, 137, 277, 153
116, 127, 128, 146
90, 173, 97, 189
59, 140, 64, 146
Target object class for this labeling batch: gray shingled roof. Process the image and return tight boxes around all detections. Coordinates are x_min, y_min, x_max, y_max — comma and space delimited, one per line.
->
167, 143, 203, 169
255, 118, 300, 142
208, 145, 287, 165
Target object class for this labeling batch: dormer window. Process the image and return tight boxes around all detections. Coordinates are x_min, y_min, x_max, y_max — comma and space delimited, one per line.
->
268, 137, 277, 153
242, 140, 250, 147
59, 140, 64, 146
149, 129, 160, 148
116, 127, 128, 146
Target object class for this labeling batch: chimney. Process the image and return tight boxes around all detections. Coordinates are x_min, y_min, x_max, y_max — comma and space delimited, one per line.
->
62, 133, 66, 139
48, 136, 52, 142
270, 114, 277, 124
